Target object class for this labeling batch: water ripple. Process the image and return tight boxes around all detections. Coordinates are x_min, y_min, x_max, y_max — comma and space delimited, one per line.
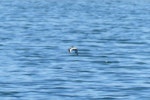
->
0, 0, 150, 100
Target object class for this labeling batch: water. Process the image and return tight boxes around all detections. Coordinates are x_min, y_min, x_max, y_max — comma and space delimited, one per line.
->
0, 0, 150, 99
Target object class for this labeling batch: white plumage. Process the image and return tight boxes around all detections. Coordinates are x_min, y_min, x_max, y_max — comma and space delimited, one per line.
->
68, 46, 78, 55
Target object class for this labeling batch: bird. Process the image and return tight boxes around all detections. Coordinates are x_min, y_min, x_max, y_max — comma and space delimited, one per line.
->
68, 46, 78, 55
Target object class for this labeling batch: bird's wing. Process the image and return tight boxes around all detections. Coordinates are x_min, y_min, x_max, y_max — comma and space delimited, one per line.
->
75, 49, 78, 55
68, 48, 71, 53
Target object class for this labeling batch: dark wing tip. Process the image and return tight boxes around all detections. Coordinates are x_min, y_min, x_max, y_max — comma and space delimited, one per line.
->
75, 49, 78, 55
68, 48, 70, 53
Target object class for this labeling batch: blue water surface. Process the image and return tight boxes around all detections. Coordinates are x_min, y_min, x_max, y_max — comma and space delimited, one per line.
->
0, 0, 150, 100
